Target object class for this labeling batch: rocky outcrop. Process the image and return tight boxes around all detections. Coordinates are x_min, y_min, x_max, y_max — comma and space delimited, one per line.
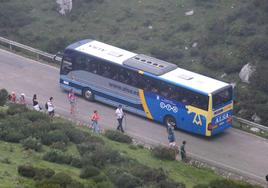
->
56, 0, 72, 15
239, 63, 255, 84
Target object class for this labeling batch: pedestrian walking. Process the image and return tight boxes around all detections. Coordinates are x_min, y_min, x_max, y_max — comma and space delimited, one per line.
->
180, 140, 187, 161
11, 91, 16, 103
46, 97, 55, 117
91, 110, 100, 134
115, 104, 124, 133
19, 93, 26, 105
33, 94, 42, 111
266, 174, 268, 188
167, 124, 176, 148
67, 89, 76, 115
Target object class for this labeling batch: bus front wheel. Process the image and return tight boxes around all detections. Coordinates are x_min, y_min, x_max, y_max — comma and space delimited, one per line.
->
164, 115, 176, 128
83, 88, 94, 101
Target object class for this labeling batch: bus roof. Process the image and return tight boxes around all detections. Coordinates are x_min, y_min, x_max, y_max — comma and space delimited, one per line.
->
70, 39, 230, 94
160, 67, 229, 94
74, 40, 137, 64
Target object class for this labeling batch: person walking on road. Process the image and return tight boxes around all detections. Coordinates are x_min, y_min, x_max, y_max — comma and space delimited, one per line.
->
115, 104, 124, 133
67, 89, 76, 115
10, 91, 16, 103
47, 97, 55, 117
33, 94, 42, 111
91, 110, 100, 134
19, 93, 26, 105
167, 124, 176, 148
180, 140, 187, 161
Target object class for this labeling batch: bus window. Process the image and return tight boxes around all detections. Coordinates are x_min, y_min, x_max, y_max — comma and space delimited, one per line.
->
213, 87, 232, 109
60, 56, 73, 75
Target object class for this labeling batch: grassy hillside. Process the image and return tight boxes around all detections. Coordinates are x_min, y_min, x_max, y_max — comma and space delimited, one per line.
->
0, 103, 260, 188
0, 0, 268, 125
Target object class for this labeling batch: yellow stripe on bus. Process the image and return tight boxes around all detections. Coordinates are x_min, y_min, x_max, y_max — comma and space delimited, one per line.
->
138, 89, 153, 120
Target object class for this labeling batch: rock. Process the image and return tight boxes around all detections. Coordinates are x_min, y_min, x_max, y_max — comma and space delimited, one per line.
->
56, 0, 72, 15
185, 10, 194, 16
148, 25, 153, 30
184, 46, 188, 50
192, 42, 198, 48
220, 73, 227, 78
239, 63, 255, 84
250, 127, 260, 133
251, 113, 261, 123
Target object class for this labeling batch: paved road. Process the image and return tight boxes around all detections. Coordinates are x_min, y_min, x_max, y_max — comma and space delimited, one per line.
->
0, 49, 267, 184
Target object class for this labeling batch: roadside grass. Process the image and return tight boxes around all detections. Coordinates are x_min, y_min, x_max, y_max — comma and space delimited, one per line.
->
103, 137, 219, 188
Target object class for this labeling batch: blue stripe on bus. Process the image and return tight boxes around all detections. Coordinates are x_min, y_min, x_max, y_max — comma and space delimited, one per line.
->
60, 78, 144, 110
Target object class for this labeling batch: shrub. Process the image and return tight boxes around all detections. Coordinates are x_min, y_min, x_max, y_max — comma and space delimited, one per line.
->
70, 157, 82, 168
4, 130, 25, 143
34, 168, 55, 180
92, 174, 108, 183
114, 172, 142, 188
90, 147, 124, 167
0, 89, 8, 106
77, 142, 103, 156
151, 146, 176, 160
21, 137, 42, 151
36, 173, 84, 188
157, 179, 186, 188
23, 111, 50, 122
193, 184, 209, 188
65, 128, 87, 144
80, 165, 100, 179
41, 130, 69, 145
209, 179, 258, 188
96, 181, 115, 188
7, 103, 28, 115
43, 150, 72, 164
50, 141, 67, 151
104, 130, 132, 144
18, 165, 37, 178
130, 165, 166, 183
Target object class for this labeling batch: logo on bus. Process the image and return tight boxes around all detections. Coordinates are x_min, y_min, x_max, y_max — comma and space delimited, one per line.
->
160, 102, 178, 113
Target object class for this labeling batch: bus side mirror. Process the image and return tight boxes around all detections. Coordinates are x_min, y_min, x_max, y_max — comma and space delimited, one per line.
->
53, 52, 63, 63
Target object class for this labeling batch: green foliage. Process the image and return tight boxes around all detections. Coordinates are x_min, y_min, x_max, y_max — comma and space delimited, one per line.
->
0, 89, 8, 106
50, 141, 67, 151
80, 165, 100, 179
7, 103, 28, 115
21, 137, 42, 151
22, 111, 50, 122
104, 130, 132, 144
41, 130, 69, 145
151, 146, 176, 161
209, 179, 260, 188
43, 150, 73, 165
37, 172, 84, 188
114, 172, 142, 188
18, 165, 36, 178
65, 128, 87, 144
18, 165, 55, 180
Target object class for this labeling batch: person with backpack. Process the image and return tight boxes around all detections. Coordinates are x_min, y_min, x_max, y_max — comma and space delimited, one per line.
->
46, 97, 55, 117
33, 94, 42, 111
180, 140, 187, 162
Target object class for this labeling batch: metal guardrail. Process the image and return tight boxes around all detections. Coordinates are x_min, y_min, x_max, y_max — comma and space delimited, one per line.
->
233, 116, 268, 132
0, 36, 58, 63
0, 36, 267, 132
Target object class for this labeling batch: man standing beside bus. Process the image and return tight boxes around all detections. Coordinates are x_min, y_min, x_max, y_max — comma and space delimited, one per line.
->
115, 104, 124, 133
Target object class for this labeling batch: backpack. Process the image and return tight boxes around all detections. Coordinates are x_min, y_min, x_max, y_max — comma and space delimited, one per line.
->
45, 102, 48, 110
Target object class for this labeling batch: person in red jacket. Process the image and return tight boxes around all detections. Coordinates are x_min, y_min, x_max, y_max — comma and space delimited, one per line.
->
91, 110, 100, 133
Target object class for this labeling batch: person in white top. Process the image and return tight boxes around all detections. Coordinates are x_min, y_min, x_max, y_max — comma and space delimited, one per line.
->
115, 104, 124, 133
47, 97, 55, 117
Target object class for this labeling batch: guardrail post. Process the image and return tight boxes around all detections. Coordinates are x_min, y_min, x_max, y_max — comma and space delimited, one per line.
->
9, 44, 12, 50
36, 54, 39, 60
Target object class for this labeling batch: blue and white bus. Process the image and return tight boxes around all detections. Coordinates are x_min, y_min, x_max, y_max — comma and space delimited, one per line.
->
59, 39, 233, 136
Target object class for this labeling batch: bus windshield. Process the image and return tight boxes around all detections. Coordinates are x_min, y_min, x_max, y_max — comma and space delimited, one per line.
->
212, 87, 232, 109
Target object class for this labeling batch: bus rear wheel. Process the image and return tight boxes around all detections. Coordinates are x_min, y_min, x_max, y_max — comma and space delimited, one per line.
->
83, 88, 94, 101
164, 116, 176, 128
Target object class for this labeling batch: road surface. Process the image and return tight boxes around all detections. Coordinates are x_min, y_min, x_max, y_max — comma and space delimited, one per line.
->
0, 49, 267, 184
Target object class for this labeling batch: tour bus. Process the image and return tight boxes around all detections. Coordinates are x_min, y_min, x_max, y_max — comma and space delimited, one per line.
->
59, 39, 233, 136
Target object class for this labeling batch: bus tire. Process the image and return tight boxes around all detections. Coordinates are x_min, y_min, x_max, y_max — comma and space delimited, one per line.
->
164, 115, 176, 128
83, 88, 94, 101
